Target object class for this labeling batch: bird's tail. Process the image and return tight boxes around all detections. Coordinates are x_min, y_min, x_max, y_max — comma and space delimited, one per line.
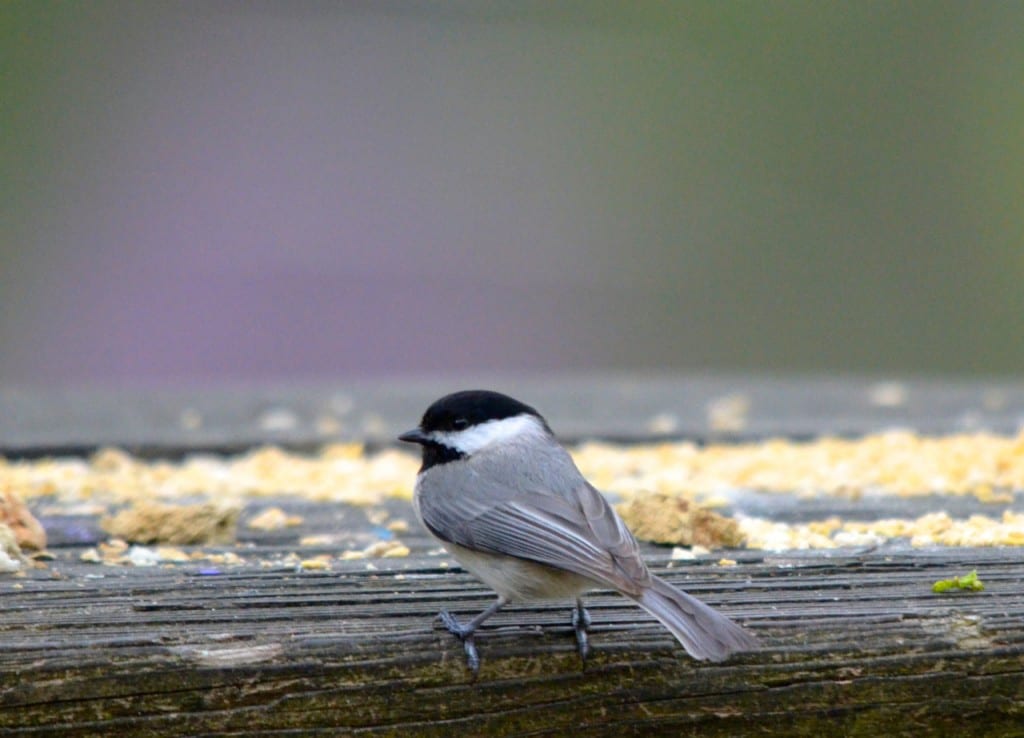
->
631, 575, 758, 662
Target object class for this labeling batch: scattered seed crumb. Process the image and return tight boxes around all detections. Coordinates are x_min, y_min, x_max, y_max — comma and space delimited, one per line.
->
832, 530, 886, 547
366, 509, 390, 526
1, 488, 47, 550
299, 534, 337, 546
179, 408, 203, 430
572, 430, 1024, 503
4, 431, 1023, 555
258, 407, 299, 432
617, 492, 743, 548
205, 552, 245, 566
99, 539, 129, 557
0, 524, 24, 572
102, 501, 240, 545
9, 431, 1020, 510
155, 546, 191, 562
646, 413, 679, 435
717, 558, 738, 567
868, 382, 908, 407
706, 393, 750, 433
320, 442, 364, 460
315, 414, 343, 436
247, 507, 304, 531
362, 540, 408, 558
0, 553, 21, 574
127, 545, 161, 567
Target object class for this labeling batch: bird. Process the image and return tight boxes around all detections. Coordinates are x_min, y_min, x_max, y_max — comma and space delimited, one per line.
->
398, 389, 758, 673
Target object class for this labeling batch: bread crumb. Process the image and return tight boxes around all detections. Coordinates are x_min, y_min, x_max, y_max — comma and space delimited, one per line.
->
362, 539, 409, 558
4, 431, 1023, 552
707, 394, 750, 432
617, 492, 744, 548
155, 546, 191, 562
0, 524, 24, 572
102, 501, 240, 544
868, 382, 907, 407
1, 488, 46, 550
381, 543, 410, 558
299, 534, 337, 546
247, 507, 304, 531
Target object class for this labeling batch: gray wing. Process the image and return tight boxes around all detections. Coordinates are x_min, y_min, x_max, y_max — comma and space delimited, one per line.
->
417, 454, 651, 596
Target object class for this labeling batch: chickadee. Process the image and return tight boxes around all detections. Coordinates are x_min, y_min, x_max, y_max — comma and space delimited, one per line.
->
399, 390, 758, 673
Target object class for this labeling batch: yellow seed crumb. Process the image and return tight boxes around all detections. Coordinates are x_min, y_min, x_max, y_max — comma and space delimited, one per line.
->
299, 534, 336, 546
155, 546, 191, 562
362, 540, 408, 558
4, 431, 1023, 553
205, 552, 245, 565
247, 507, 304, 531
706, 394, 750, 432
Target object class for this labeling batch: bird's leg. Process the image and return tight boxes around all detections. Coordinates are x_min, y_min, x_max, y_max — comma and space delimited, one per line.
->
437, 596, 507, 674
571, 598, 592, 663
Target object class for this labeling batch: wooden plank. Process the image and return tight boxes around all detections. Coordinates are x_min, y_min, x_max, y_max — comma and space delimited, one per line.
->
1, 541, 1022, 736
2, 376, 1023, 735
4, 374, 1024, 453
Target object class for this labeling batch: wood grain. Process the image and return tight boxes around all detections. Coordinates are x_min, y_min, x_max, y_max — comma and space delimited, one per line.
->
2, 534, 1021, 736
2, 376, 1023, 735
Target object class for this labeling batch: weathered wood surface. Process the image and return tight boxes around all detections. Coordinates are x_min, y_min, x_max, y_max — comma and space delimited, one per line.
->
2, 376, 1023, 735
4, 374, 1024, 452
2, 499, 1023, 737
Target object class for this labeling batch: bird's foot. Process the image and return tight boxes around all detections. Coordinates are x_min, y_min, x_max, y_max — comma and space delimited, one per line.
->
438, 610, 481, 674
571, 602, 592, 663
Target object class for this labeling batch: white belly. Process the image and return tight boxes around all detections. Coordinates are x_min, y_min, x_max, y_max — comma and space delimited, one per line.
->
441, 541, 596, 602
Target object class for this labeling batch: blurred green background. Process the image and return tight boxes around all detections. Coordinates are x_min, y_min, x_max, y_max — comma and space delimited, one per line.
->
2, 1, 1022, 385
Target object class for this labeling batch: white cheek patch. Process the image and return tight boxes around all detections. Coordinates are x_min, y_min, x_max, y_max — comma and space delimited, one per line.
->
430, 414, 546, 455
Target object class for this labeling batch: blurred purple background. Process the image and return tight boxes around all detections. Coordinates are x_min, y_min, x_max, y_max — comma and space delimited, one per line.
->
3, 2, 1023, 386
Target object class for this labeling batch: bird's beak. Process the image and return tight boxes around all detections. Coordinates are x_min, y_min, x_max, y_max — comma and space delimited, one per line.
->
398, 428, 429, 444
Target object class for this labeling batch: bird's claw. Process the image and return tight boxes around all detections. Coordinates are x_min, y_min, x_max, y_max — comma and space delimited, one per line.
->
572, 603, 592, 663
438, 609, 471, 639
438, 610, 481, 674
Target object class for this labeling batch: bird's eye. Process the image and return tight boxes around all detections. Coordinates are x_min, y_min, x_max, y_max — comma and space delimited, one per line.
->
452, 418, 469, 430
